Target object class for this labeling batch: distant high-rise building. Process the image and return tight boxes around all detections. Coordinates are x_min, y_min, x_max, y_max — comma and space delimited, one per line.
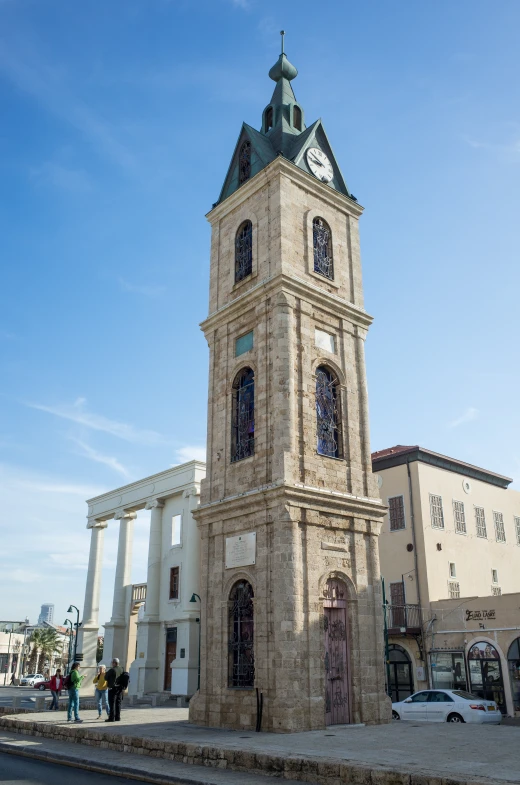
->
37, 603, 54, 625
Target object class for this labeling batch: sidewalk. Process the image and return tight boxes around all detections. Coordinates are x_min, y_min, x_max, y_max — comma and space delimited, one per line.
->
1, 705, 519, 785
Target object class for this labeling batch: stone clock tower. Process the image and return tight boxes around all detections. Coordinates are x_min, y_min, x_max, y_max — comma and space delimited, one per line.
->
189, 39, 391, 732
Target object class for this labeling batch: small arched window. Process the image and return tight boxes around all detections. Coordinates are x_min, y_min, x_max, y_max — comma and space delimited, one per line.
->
235, 220, 253, 282
239, 140, 251, 185
265, 106, 273, 132
231, 367, 254, 462
313, 217, 334, 280
293, 105, 302, 131
228, 580, 254, 687
316, 366, 341, 458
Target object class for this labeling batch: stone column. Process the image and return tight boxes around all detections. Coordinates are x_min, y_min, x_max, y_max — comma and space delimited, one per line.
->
76, 520, 107, 688
138, 500, 164, 694
102, 511, 136, 668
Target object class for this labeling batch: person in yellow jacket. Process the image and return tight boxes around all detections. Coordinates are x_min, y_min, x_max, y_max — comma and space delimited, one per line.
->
93, 665, 109, 719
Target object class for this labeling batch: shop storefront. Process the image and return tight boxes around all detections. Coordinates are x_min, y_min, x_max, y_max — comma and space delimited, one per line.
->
430, 651, 467, 691
467, 641, 506, 714
507, 638, 520, 713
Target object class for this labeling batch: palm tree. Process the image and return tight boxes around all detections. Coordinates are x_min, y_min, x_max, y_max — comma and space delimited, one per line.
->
38, 629, 61, 675
27, 629, 44, 673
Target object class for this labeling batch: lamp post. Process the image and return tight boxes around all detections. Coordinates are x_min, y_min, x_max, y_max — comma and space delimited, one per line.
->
3, 625, 13, 686
63, 620, 74, 674
67, 605, 80, 663
189, 593, 201, 691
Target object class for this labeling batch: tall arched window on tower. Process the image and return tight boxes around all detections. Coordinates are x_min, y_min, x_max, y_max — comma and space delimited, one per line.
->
235, 220, 253, 282
231, 367, 255, 462
238, 140, 251, 185
228, 580, 254, 687
316, 365, 341, 458
265, 106, 273, 131
313, 217, 334, 280
293, 105, 302, 131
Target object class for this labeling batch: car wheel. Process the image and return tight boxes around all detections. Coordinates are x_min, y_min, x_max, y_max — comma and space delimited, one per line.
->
392, 710, 400, 720
447, 713, 464, 723
39, 685, 46, 691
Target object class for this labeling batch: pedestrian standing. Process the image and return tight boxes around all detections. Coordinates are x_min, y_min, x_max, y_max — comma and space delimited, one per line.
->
67, 662, 84, 723
93, 664, 109, 719
105, 658, 123, 722
48, 669, 64, 711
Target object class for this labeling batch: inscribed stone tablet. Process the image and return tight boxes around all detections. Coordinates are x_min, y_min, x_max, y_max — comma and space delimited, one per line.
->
225, 532, 256, 568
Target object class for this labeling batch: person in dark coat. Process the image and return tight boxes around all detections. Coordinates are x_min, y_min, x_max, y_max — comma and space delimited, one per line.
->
105, 658, 123, 722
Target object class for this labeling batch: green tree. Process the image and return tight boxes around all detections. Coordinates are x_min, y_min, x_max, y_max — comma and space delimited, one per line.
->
27, 629, 44, 673
38, 629, 61, 674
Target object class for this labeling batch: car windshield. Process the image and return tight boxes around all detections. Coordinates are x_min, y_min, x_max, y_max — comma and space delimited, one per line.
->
452, 690, 480, 701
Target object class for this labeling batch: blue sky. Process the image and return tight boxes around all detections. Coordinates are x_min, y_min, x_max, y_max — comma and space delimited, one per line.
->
1, 0, 519, 628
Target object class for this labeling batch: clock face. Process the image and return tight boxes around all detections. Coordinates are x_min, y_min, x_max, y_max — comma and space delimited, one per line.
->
306, 147, 333, 183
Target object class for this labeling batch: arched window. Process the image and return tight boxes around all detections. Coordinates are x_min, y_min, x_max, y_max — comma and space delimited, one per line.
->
238, 140, 251, 185
235, 220, 253, 282
293, 105, 302, 131
265, 106, 273, 131
228, 580, 254, 687
313, 217, 334, 280
316, 366, 341, 458
507, 638, 520, 712
231, 367, 254, 462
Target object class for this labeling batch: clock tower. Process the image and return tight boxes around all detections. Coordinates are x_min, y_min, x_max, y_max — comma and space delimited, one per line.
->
189, 38, 391, 732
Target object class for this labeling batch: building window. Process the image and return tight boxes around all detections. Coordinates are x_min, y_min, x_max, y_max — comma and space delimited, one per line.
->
315, 328, 335, 354
172, 515, 182, 547
493, 511, 506, 543
315, 366, 341, 458
169, 567, 179, 600
449, 563, 457, 579
265, 106, 273, 131
514, 516, 520, 546
313, 217, 334, 280
453, 500, 467, 534
388, 496, 405, 531
448, 581, 460, 599
231, 367, 255, 462
235, 220, 253, 282
475, 506, 487, 538
430, 494, 444, 529
238, 140, 251, 184
293, 105, 302, 131
228, 580, 254, 688
492, 568, 498, 584
491, 586, 502, 596
235, 330, 253, 357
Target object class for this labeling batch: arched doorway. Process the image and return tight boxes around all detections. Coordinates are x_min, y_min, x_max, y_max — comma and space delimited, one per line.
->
507, 638, 520, 713
388, 644, 414, 703
468, 641, 506, 714
323, 578, 351, 725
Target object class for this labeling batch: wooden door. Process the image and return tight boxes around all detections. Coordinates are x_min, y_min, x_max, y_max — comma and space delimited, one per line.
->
324, 579, 351, 725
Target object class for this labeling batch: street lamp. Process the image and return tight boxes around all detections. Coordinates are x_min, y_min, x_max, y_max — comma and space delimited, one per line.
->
189, 593, 201, 691
67, 605, 80, 663
63, 619, 74, 673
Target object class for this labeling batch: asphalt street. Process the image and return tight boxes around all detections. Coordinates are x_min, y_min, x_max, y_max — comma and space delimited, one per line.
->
0, 686, 42, 709
0, 753, 153, 785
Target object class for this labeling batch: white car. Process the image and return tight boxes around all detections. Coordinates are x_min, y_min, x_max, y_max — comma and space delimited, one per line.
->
20, 673, 44, 686
392, 689, 501, 724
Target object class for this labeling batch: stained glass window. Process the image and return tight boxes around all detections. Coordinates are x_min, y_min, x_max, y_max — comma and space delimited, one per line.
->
313, 217, 333, 280
228, 581, 254, 688
316, 366, 340, 458
231, 368, 254, 462
239, 140, 251, 185
235, 220, 253, 282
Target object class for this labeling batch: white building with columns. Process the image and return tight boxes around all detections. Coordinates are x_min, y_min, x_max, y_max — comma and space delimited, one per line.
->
77, 461, 205, 697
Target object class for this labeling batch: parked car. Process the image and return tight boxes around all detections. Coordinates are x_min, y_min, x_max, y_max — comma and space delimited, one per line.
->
33, 679, 52, 691
392, 689, 501, 724
20, 674, 44, 686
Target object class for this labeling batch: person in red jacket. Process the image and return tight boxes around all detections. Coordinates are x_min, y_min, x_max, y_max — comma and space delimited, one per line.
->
48, 669, 64, 711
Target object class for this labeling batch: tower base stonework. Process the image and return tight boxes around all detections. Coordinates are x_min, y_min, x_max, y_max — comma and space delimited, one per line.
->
189, 485, 391, 732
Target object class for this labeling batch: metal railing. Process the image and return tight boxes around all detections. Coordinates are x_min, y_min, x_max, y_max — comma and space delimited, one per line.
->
385, 604, 421, 631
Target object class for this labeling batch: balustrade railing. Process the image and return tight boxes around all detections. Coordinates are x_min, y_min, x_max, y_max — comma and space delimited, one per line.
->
385, 603, 421, 631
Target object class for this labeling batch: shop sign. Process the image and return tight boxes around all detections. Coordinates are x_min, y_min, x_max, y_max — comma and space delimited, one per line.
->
465, 609, 496, 622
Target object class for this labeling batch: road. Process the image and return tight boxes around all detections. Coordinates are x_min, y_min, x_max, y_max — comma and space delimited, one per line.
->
0, 753, 153, 784
0, 686, 43, 709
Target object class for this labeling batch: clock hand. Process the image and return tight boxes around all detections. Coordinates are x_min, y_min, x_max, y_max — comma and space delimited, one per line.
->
310, 154, 324, 167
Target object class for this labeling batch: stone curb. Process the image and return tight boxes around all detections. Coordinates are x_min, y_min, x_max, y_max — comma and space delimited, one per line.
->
0, 714, 500, 785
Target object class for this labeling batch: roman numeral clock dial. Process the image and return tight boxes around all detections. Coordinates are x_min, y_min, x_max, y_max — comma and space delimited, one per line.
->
306, 147, 333, 183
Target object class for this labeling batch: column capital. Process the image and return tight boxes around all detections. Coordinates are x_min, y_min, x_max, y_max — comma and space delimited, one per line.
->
86, 519, 109, 530
145, 498, 165, 511
183, 485, 200, 499
114, 509, 137, 521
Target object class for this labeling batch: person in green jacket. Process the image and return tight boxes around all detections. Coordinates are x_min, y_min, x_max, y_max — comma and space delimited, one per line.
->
67, 662, 84, 723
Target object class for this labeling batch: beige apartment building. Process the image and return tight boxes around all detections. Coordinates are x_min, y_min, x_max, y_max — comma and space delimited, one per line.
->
374, 445, 520, 716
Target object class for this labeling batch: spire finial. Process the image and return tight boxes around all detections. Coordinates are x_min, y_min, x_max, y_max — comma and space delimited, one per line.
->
280, 30, 285, 55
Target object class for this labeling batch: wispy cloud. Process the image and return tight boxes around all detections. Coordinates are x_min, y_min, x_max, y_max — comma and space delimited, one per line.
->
29, 161, 93, 193
173, 444, 206, 464
0, 329, 17, 340
71, 439, 130, 478
1, 569, 43, 584
49, 552, 88, 570
463, 134, 520, 161
448, 407, 479, 428
27, 397, 165, 445
118, 278, 166, 298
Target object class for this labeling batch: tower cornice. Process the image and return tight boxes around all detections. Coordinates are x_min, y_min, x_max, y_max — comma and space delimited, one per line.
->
207, 156, 363, 224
